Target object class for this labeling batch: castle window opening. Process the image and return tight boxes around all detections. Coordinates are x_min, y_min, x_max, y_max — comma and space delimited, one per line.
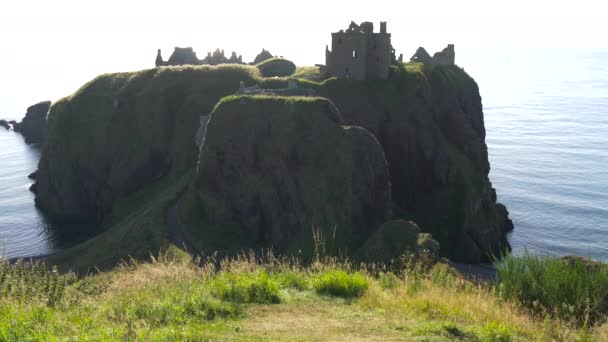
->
352, 50, 357, 59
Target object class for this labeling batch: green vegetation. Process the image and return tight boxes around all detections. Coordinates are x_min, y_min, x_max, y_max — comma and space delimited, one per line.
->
48, 170, 193, 273
255, 57, 296, 77
210, 271, 281, 304
0, 260, 73, 307
313, 270, 368, 298
292, 66, 330, 82
1, 252, 606, 340
495, 253, 608, 324
39, 61, 484, 270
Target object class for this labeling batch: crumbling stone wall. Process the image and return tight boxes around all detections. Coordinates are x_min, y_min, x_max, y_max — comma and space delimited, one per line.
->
432, 44, 455, 65
410, 47, 432, 64
155, 47, 244, 67
410, 44, 455, 65
326, 21, 394, 80
253, 49, 273, 64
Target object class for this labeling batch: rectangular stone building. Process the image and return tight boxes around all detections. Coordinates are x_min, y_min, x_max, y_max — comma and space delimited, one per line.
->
325, 21, 395, 80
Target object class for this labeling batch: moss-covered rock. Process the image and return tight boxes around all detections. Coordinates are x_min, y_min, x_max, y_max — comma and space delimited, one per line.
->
35, 65, 261, 222
313, 64, 511, 262
34, 61, 511, 264
13, 101, 51, 144
357, 220, 440, 263
195, 96, 391, 251
256, 58, 296, 77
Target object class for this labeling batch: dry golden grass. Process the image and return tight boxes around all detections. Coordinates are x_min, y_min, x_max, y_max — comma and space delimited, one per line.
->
2, 252, 604, 341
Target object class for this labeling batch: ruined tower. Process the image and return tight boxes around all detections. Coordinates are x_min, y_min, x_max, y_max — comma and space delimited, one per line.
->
325, 21, 395, 80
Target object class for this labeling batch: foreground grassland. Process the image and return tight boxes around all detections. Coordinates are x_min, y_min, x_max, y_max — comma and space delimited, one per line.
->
1, 253, 607, 341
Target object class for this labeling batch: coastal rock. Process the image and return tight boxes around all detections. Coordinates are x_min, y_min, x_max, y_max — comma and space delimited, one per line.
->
196, 96, 392, 250
14, 101, 51, 144
316, 65, 512, 262
357, 220, 441, 263
35, 65, 260, 223
0, 119, 9, 130
34, 63, 511, 263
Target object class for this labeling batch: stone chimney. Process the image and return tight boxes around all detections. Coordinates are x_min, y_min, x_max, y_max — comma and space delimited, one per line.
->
155, 49, 165, 67
380, 22, 387, 34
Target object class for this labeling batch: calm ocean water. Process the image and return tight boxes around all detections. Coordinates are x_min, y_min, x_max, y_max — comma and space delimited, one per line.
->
462, 48, 608, 261
0, 48, 607, 260
0, 129, 56, 258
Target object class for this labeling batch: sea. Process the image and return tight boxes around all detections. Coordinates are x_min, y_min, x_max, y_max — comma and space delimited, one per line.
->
1, 48, 607, 261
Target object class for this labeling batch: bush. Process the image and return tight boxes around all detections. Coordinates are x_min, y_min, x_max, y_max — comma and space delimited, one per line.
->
377, 272, 399, 290
276, 271, 309, 291
313, 270, 369, 298
210, 272, 281, 304
495, 253, 608, 324
130, 296, 239, 325
256, 58, 296, 77
0, 261, 74, 306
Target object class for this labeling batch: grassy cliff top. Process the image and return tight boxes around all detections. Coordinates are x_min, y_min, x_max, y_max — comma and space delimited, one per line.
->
1, 253, 606, 340
39, 61, 482, 270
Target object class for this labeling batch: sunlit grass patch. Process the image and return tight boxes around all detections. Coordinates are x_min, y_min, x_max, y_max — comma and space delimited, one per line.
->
495, 252, 608, 324
313, 269, 368, 298
210, 271, 281, 304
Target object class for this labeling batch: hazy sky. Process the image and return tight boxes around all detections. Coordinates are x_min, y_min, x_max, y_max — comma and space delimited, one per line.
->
0, 0, 606, 115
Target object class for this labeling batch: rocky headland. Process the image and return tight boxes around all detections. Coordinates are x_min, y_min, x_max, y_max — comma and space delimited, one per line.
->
32, 62, 512, 268
7, 100, 51, 144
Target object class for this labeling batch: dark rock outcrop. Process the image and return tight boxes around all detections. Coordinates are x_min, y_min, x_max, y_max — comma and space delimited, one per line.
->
34, 63, 510, 263
196, 96, 392, 250
315, 65, 511, 262
357, 220, 440, 263
13, 101, 51, 144
35, 65, 259, 223
0, 119, 9, 130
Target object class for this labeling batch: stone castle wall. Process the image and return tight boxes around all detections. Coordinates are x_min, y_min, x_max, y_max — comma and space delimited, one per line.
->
326, 21, 393, 80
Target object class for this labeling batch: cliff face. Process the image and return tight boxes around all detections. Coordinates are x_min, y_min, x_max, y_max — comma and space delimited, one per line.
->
196, 96, 392, 251
34, 63, 511, 263
35, 65, 260, 222
12, 101, 51, 144
315, 65, 512, 261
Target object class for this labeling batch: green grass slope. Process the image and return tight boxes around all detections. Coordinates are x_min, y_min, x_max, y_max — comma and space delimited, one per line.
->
36, 65, 261, 222
262, 63, 508, 261
48, 170, 193, 273
36, 61, 508, 271
1, 254, 606, 341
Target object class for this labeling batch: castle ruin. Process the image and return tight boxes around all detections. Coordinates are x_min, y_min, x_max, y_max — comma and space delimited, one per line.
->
410, 44, 455, 65
155, 47, 277, 67
156, 47, 244, 67
325, 21, 396, 80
